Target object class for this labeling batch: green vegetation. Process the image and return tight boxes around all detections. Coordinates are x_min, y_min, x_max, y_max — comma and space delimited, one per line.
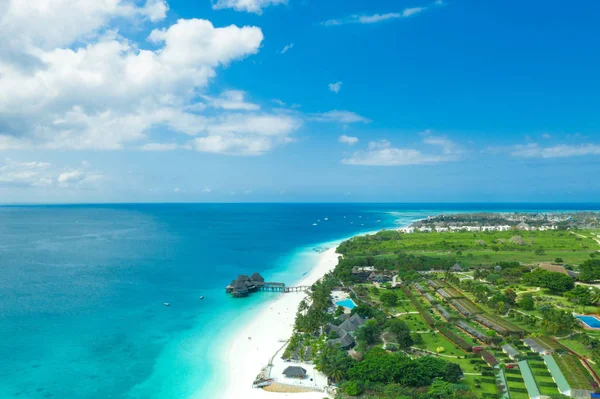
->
579, 259, 600, 282
553, 353, 594, 390
523, 269, 574, 293
283, 219, 600, 398
335, 230, 600, 282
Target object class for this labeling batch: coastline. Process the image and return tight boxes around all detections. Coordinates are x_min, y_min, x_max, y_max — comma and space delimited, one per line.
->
217, 227, 396, 399
220, 245, 341, 399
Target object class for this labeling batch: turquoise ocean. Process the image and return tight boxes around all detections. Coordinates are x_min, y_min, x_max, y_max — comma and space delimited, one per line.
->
0, 203, 598, 399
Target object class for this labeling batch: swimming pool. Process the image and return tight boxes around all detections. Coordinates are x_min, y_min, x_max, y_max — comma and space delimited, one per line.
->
336, 298, 357, 310
576, 315, 600, 329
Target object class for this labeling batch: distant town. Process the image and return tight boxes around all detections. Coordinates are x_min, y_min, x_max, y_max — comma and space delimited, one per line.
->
402, 212, 600, 233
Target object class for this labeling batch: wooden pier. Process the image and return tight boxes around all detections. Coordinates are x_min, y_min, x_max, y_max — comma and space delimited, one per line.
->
259, 283, 311, 293
226, 273, 311, 297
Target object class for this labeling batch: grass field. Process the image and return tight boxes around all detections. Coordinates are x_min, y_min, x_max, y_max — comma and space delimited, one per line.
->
415, 331, 466, 357
352, 229, 600, 266
462, 374, 497, 398
506, 375, 529, 399
554, 353, 595, 390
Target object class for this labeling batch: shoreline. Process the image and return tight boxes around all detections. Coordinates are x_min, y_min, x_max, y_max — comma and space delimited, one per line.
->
220, 244, 340, 399
218, 227, 394, 399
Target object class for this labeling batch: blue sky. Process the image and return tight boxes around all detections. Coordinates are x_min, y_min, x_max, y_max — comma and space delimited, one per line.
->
0, 0, 599, 203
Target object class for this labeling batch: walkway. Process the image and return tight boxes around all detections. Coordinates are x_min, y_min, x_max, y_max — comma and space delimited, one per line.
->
512, 309, 543, 320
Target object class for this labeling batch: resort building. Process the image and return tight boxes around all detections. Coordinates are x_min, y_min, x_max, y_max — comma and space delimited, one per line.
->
225, 273, 266, 297
524, 338, 553, 355
450, 263, 463, 272
282, 366, 307, 379
351, 266, 375, 282
501, 344, 521, 360
367, 271, 392, 283
328, 331, 356, 350
326, 314, 367, 350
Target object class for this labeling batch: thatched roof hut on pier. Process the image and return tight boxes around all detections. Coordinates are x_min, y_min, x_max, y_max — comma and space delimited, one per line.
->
226, 273, 266, 297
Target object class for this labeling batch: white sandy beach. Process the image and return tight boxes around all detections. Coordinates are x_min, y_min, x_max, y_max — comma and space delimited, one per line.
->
221, 246, 341, 399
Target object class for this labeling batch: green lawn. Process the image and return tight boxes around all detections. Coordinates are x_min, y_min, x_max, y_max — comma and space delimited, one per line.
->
415, 331, 466, 357
462, 374, 497, 398
398, 313, 430, 331
506, 374, 529, 399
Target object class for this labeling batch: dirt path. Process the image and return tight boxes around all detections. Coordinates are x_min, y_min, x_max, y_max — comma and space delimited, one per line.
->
570, 231, 600, 251
512, 309, 542, 320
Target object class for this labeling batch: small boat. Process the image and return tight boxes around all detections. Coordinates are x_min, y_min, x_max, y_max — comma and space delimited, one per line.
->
164, 302, 170, 307
312, 223, 317, 226
200, 296, 204, 300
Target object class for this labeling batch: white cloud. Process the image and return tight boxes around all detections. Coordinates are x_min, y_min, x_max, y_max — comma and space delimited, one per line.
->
339, 135, 359, 145
0, 160, 53, 187
0, 0, 168, 50
321, 1, 443, 26
193, 135, 272, 155
310, 110, 370, 124
212, 0, 286, 15
542, 133, 552, 139
141, 143, 181, 151
342, 135, 461, 166
191, 113, 301, 155
202, 90, 260, 111
328, 81, 342, 93
271, 99, 286, 106
357, 13, 402, 24
0, 159, 102, 188
148, 19, 263, 67
0, 15, 264, 151
422, 134, 462, 156
280, 43, 294, 54
57, 169, 85, 185
402, 7, 425, 17
511, 143, 600, 158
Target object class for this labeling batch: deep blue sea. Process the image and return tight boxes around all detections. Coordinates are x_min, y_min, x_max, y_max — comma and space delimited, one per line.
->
0, 203, 598, 399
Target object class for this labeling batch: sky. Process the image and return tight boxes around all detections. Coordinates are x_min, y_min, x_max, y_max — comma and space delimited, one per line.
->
0, 0, 599, 203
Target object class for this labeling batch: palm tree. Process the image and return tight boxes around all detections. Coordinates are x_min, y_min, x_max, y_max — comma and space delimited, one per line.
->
298, 300, 309, 313
581, 334, 592, 347
590, 287, 600, 305
329, 367, 345, 383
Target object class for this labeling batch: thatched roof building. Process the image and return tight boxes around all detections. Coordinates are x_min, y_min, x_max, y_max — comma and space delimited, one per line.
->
226, 273, 266, 297
282, 366, 307, 379
327, 331, 355, 350
250, 272, 265, 283
451, 263, 463, 272
338, 314, 365, 333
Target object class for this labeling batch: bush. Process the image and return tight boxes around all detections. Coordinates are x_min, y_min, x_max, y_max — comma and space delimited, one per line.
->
380, 291, 398, 307
438, 327, 473, 352
529, 363, 547, 369
511, 387, 528, 393
507, 377, 524, 382
342, 380, 364, 396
